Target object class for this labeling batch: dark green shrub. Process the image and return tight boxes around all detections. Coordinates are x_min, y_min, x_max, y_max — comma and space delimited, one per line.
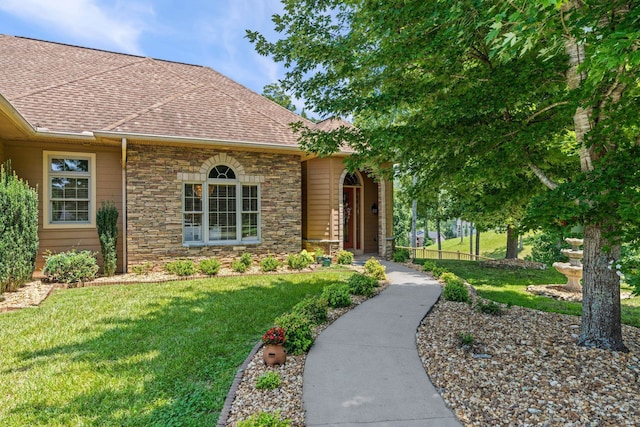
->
476, 300, 505, 316
292, 296, 328, 325
240, 252, 253, 268
165, 259, 196, 276
198, 258, 221, 276
336, 250, 354, 265
321, 283, 352, 308
275, 312, 314, 355
287, 252, 312, 270
96, 201, 118, 276
0, 162, 38, 293
255, 371, 281, 390
347, 273, 377, 296
530, 231, 569, 266
393, 248, 410, 263
43, 250, 99, 285
232, 258, 248, 273
442, 282, 469, 303
364, 257, 386, 280
260, 255, 281, 272
621, 245, 640, 295
430, 266, 449, 278
237, 412, 291, 427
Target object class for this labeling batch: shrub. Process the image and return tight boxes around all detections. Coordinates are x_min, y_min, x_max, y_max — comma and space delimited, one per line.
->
0, 162, 38, 293
232, 259, 248, 273
440, 272, 465, 287
476, 300, 504, 316
430, 266, 449, 278
321, 283, 352, 308
621, 244, 640, 295
421, 260, 437, 272
287, 251, 312, 270
165, 259, 196, 276
314, 248, 324, 259
347, 273, 377, 296
275, 312, 314, 355
255, 371, 281, 390
131, 262, 152, 275
260, 255, 281, 272
236, 411, 291, 427
43, 250, 99, 285
292, 296, 328, 325
442, 282, 469, 303
96, 201, 118, 276
393, 248, 410, 263
198, 258, 221, 276
364, 257, 386, 280
240, 252, 253, 268
336, 250, 354, 265
530, 231, 569, 266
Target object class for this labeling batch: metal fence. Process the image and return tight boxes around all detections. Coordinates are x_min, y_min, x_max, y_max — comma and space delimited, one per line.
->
396, 246, 492, 261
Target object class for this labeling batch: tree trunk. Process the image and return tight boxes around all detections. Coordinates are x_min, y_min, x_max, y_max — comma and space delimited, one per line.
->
578, 224, 627, 351
436, 220, 442, 258
505, 225, 519, 259
475, 230, 480, 258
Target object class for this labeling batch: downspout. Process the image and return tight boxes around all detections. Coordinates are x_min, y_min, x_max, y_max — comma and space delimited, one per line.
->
121, 138, 128, 272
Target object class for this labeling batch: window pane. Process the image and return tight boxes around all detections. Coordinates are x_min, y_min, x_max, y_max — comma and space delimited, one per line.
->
65, 159, 89, 172
183, 213, 203, 242
208, 184, 237, 240
242, 213, 258, 239
183, 184, 202, 213
209, 165, 236, 179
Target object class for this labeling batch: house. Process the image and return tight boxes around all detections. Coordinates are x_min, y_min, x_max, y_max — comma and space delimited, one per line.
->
0, 35, 393, 273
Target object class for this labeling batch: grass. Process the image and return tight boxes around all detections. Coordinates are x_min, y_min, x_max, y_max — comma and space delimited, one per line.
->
416, 259, 640, 328
0, 271, 352, 426
425, 230, 534, 259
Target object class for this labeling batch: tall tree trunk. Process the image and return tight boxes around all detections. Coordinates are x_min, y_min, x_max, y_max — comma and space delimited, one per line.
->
436, 220, 442, 259
505, 225, 519, 259
578, 224, 627, 351
475, 230, 480, 258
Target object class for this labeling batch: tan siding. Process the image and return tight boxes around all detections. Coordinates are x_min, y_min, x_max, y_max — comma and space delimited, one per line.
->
0, 140, 4, 164
303, 158, 335, 240
5, 140, 124, 273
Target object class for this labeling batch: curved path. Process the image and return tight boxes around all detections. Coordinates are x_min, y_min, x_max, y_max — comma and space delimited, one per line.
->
303, 260, 462, 426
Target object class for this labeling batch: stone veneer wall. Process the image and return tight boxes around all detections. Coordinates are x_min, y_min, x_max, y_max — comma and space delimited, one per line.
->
126, 144, 302, 269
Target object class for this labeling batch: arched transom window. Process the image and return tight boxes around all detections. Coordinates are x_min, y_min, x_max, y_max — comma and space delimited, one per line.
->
343, 172, 360, 186
183, 164, 260, 244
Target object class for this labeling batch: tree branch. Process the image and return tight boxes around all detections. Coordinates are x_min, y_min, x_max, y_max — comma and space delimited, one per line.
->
525, 101, 570, 123
528, 163, 558, 190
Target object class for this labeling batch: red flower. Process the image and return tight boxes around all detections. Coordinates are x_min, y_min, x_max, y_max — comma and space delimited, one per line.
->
262, 327, 286, 345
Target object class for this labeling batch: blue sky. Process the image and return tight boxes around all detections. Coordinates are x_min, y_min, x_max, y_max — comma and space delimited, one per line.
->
0, 0, 288, 96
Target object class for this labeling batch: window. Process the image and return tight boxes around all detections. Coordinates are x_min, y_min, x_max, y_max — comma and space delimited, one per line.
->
43, 151, 96, 229
182, 164, 260, 245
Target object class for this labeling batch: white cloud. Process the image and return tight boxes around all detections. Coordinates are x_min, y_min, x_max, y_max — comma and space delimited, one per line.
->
0, 0, 152, 54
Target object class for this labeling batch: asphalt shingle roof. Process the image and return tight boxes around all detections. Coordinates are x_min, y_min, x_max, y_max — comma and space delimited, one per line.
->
0, 35, 318, 146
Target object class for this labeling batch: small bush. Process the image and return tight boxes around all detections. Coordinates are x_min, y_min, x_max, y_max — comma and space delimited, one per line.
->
440, 272, 465, 287
442, 282, 469, 303
393, 248, 410, 263
275, 312, 314, 355
321, 283, 352, 308
232, 259, 248, 273
198, 258, 221, 276
422, 260, 437, 272
236, 411, 291, 427
165, 259, 196, 276
43, 250, 99, 285
430, 266, 449, 278
255, 371, 282, 390
457, 331, 474, 348
131, 262, 152, 275
347, 273, 377, 296
337, 250, 354, 265
0, 162, 39, 293
287, 252, 312, 270
240, 252, 253, 268
260, 255, 281, 272
314, 248, 324, 259
364, 257, 386, 280
96, 201, 118, 276
292, 296, 328, 325
476, 300, 504, 316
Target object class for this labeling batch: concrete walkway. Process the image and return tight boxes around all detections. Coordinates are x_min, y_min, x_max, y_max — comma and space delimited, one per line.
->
303, 260, 461, 427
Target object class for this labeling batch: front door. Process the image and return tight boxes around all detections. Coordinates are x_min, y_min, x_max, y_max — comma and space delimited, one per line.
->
343, 187, 360, 250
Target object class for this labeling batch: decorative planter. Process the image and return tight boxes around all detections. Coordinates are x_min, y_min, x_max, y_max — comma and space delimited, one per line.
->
321, 256, 332, 267
263, 344, 286, 366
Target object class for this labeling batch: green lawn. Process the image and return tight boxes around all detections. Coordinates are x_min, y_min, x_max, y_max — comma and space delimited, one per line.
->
0, 271, 352, 426
416, 259, 640, 328
425, 230, 534, 259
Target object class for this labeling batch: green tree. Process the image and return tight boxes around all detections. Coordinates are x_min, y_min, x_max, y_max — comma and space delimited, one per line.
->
249, 0, 639, 350
262, 82, 296, 111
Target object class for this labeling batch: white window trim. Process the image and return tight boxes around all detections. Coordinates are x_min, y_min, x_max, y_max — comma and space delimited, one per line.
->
181, 169, 262, 246
42, 151, 96, 229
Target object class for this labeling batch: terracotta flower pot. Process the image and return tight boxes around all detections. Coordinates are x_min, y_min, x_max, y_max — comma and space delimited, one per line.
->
263, 344, 286, 366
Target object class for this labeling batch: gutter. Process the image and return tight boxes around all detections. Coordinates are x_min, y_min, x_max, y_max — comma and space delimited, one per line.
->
121, 138, 128, 273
